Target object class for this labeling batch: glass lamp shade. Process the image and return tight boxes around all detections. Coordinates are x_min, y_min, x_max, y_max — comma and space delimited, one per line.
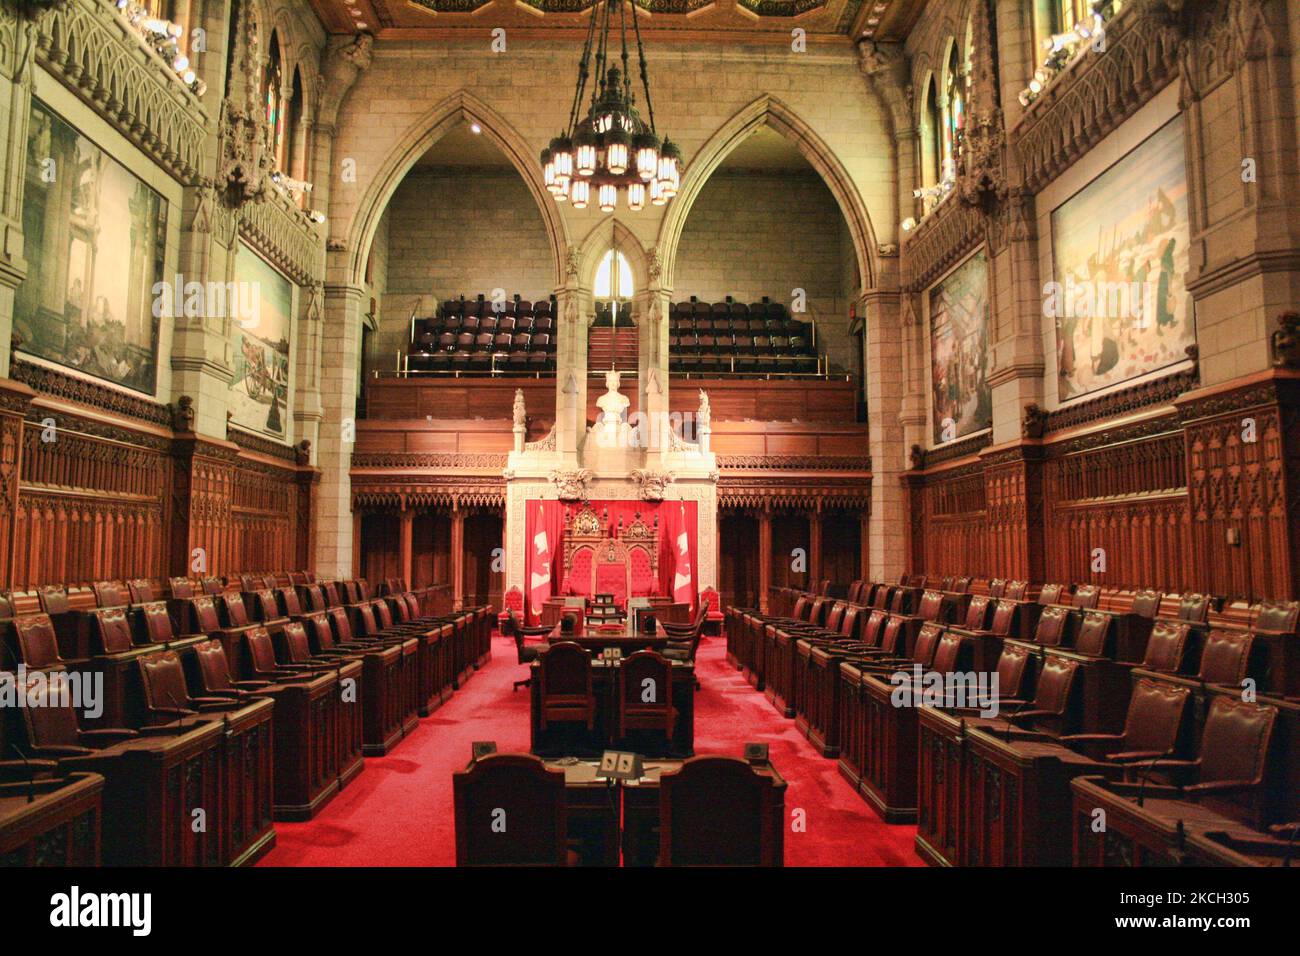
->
627, 182, 646, 211
605, 127, 631, 175
576, 144, 597, 177
553, 177, 570, 202
649, 178, 667, 206
607, 141, 629, 175
598, 184, 617, 212
637, 146, 658, 181
570, 178, 590, 209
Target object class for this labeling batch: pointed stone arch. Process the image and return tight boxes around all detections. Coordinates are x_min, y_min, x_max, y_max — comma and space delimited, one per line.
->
573, 218, 652, 322
342, 90, 569, 289
655, 95, 879, 294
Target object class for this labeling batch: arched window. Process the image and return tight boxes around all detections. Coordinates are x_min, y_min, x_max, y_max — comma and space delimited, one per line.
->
924, 76, 942, 191
264, 32, 289, 172
942, 42, 965, 182
593, 249, 634, 326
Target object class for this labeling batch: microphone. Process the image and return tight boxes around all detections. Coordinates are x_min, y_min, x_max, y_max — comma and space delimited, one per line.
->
9, 744, 38, 804
1135, 748, 1176, 808
163, 689, 190, 730
1002, 698, 1030, 743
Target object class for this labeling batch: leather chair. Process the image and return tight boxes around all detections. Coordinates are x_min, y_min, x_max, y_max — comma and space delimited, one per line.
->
536, 642, 595, 731
137, 649, 245, 723
452, 753, 570, 866
658, 756, 785, 866
17, 669, 140, 757
1033, 604, 1076, 647
190, 639, 273, 699
88, 606, 135, 655
1141, 620, 1196, 673
1147, 695, 1279, 829
243, 626, 325, 681
1198, 629, 1264, 688
1061, 678, 1192, 766
617, 650, 675, 745
11, 614, 65, 669
1038, 583, 1068, 605
1005, 655, 1082, 737
92, 580, 128, 609
510, 611, 549, 692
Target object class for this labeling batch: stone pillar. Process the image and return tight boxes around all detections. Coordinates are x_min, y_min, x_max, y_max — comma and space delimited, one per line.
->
861, 290, 907, 583
758, 507, 772, 613
315, 281, 365, 578
0, 11, 39, 378
637, 283, 671, 452
450, 506, 465, 611
553, 283, 588, 463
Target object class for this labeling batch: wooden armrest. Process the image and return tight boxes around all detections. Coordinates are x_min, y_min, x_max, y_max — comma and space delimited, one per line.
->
76, 728, 139, 746
1183, 779, 1261, 798
30, 745, 96, 758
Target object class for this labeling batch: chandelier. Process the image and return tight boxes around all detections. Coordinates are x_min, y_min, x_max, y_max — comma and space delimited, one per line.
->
541, 0, 681, 212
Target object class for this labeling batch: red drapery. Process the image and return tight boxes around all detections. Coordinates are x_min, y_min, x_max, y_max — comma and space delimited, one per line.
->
524, 499, 699, 616
523, 500, 565, 624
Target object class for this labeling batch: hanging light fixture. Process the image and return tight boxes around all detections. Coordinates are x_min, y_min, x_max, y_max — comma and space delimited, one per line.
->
541, 0, 681, 214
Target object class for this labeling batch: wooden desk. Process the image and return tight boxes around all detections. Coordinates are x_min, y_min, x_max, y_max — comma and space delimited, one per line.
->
546, 623, 670, 654
530, 657, 694, 758
0, 771, 103, 866
543, 757, 787, 867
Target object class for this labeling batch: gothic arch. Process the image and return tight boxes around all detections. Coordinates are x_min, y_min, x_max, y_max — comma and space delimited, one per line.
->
655, 95, 879, 294
573, 219, 652, 323
342, 90, 569, 289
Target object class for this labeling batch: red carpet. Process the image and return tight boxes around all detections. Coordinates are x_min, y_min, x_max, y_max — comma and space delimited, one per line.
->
259, 633, 923, 866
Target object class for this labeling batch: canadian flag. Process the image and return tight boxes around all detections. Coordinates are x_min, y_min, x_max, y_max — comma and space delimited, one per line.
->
529, 506, 553, 624
672, 504, 693, 606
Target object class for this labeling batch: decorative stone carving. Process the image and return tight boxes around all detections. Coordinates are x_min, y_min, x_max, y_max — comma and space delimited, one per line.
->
1022, 403, 1048, 440
295, 440, 312, 467
565, 245, 581, 280
648, 246, 663, 280
512, 389, 527, 427
218, 1, 273, 207
1272, 313, 1300, 369
319, 32, 374, 127
172, 396, 196, 433
909, 444, 925, 470
548, 468, 593, 501
525, 424, 557, 452
631, 469, 676, 501
34, 0, 206, 182
697, 390, 711, 431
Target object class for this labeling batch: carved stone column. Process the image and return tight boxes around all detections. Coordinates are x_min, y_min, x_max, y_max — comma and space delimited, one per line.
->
553, 271, 588, 464
315, 281, 366, 578
861, 290, 907, 583
637, 276, 671, 454
0, 4, 50, 377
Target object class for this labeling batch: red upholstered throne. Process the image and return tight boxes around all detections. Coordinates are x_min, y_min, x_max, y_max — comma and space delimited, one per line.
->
499, 586, 524, 635
560, 506, 659, 610
699, 587, 723, 636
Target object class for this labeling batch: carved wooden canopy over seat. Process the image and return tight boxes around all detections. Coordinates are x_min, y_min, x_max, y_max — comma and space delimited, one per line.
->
560, 505, 659, 608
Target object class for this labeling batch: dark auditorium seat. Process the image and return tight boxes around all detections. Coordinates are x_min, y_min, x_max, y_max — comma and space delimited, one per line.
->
453, 752, 570, 866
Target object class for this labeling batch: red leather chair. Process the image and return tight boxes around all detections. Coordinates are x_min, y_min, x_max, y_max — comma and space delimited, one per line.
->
617, 650, 676, 745
452, 753, 569, 866
1005, 654, 1081, 736
536, 641, 594, 730
1141, 620, 1195, 673
658, 756, 785, 866
191, 639, 272, 699
137, 649, 245, 723
1061, 678, 1192, 765
17, 669, 140, 757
